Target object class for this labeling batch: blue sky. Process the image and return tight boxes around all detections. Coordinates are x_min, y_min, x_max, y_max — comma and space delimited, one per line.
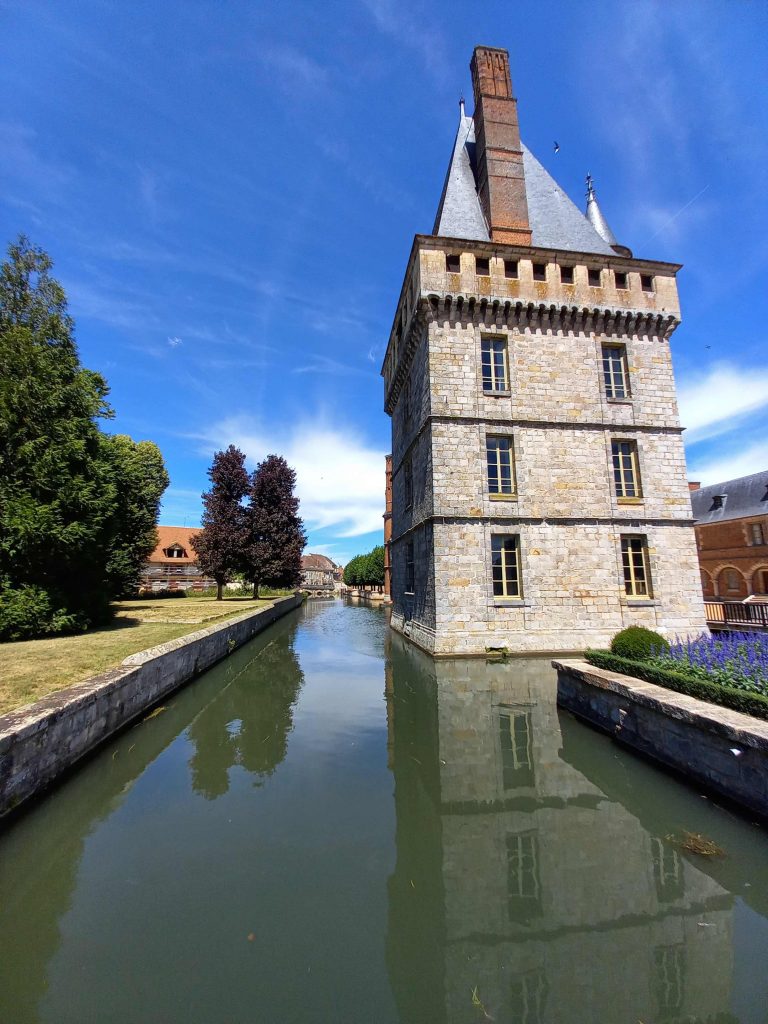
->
1, 0, 766, 565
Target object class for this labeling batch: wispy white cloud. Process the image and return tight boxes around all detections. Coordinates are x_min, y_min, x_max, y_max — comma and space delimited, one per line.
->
677, 361, 768, 442
688, 438, 768, 487
198, 413, 387, 537
291, 354, 373, 377
260, 45, 330, 94
362, 0, 449, 87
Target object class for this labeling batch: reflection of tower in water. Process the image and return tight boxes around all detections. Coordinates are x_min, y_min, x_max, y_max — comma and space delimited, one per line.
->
385, 634, 737, 1024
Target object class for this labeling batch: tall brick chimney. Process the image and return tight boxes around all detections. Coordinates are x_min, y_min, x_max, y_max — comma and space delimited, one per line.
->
470, 46, 532, 246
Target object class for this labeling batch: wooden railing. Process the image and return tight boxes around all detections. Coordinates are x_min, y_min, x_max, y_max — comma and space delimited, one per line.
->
705, 600, 768, 630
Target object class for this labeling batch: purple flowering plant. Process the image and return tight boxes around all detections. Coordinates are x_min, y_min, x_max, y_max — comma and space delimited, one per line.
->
647, 632, 768, 695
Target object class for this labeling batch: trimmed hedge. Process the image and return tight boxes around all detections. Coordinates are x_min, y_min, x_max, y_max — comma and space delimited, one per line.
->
610, 625, 668, 660
584, 649, 768, 721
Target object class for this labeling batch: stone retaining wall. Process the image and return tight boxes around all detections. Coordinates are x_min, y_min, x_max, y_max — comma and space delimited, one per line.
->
554, 659, 768, 819
0, 594, 303, 817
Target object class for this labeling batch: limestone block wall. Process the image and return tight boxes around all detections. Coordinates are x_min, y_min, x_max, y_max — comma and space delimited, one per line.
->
430, 521, 706, 654
427, 320, 682, 430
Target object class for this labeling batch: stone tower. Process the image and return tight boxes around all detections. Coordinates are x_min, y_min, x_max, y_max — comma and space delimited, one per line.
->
381, 46, 707, 655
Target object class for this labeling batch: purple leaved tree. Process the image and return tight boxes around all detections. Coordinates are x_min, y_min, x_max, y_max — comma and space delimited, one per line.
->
242, 455, 306, 599
191, 445, 249, 600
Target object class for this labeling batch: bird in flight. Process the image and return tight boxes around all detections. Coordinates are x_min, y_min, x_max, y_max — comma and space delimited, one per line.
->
553, 141, 560, 153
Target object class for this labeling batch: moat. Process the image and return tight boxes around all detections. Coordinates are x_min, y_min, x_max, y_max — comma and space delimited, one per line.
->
1, 600, 767, 1023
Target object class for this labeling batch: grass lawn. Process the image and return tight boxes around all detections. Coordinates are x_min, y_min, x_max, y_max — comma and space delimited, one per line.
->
0, 596, 278, 717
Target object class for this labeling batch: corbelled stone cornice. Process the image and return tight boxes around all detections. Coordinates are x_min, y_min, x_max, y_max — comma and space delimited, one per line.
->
384, 294, 679, 415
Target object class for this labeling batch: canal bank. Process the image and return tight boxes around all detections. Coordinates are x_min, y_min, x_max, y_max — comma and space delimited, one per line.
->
1, 600, 767, 1023
0, 593, 303, 818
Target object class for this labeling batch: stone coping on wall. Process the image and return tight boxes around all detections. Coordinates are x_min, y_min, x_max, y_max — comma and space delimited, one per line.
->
0, 594, 304, 817
553, 658, 768, 819
552, 660, 768, 751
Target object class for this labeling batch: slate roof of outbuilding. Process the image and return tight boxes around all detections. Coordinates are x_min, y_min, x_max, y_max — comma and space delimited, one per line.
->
301, 553, 338, 571
690, 471, 768, 525
433, 114, 615, 256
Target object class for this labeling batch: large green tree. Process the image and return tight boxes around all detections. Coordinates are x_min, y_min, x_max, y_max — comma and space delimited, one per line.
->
242, 455, 306, 598
0, 236, 167, 639
191, 445, 250, 600
102, 435, 169, 598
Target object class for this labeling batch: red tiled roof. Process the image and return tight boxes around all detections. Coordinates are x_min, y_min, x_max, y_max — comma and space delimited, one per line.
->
147, 526, 201, 565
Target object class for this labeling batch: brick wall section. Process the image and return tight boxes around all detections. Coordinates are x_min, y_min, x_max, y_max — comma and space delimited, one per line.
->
695, 517, 768, 598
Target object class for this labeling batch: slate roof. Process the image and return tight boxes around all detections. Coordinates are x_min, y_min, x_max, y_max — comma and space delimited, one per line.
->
433, 114, 615, 256
690, 471, 768, 525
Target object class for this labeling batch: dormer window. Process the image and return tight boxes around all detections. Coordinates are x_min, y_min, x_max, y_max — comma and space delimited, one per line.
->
163, 544, 187, 559
711, 494, 726, 511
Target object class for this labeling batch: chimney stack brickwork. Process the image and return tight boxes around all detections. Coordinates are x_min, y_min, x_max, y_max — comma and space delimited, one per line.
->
470, 46, 532, 245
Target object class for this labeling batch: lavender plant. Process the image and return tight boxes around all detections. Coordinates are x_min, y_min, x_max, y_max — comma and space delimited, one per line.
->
649, 632, 768, 695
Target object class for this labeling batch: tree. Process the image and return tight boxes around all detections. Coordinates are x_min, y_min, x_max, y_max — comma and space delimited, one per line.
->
242, 455, 306, 598
191, 445, 249, 600
343, 545, 385, 590
0, 236, 169, 639
0, 236, 117, 639
102, 435, 169, 598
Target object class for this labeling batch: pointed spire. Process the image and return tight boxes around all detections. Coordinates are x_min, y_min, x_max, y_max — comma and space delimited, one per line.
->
585, 174, 632, 257
459, 95, 465, 119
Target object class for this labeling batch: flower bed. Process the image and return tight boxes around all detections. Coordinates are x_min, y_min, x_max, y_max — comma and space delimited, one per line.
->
585, 631, 768, 721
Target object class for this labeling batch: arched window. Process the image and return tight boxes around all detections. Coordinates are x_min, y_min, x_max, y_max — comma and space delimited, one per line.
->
700, 570, 714, 597
718, 566, 745, 598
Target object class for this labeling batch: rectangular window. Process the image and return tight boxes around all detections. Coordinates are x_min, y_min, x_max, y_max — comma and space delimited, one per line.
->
481, 337, 509, 392
602, 344, 629, 399
486, 435, 515, 497
654, 946, 684, 1018
621, 535, 652, 597
475, 256, 490, 276
405, 541, 415, 594
751, 522, 764, 545
641, 273, 655, 292
509, 971, 547, 1024
532, 262, 547, 282
507, 831, 541, 919
614, 270, 628, 289
500, 711, 534, 788
492, 535, 522, 598
403, 458, 413, 509
560, 265, 574, 284
446, 253, 460, 273
588, 267, 602, 287
402, 378, 411, 425
612, 439, 642, 499
504, 259, 518, 279
651, 838, 683, 902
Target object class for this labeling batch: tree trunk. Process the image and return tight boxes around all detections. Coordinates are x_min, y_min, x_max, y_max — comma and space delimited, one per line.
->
253, 582, 259, 599
216, 581, 223, 601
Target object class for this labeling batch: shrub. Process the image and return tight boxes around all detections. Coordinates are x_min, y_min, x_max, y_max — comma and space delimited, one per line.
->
610, 625, 668, 661
0, 584, 85, 642
136, 588, 188, 600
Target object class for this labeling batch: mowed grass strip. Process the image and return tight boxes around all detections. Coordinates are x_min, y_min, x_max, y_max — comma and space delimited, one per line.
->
0, 596, 277, 716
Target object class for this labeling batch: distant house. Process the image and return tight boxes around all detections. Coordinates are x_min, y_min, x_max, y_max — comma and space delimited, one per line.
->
301, 554, 343, 592
140, 526, 215, 592
690, 472, 768, 600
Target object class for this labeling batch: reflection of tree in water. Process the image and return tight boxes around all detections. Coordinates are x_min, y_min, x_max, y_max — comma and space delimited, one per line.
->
188, 631, 304, 799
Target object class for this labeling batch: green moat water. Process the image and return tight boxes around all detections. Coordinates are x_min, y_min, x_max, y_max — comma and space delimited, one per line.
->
1, 600, 768, 1023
